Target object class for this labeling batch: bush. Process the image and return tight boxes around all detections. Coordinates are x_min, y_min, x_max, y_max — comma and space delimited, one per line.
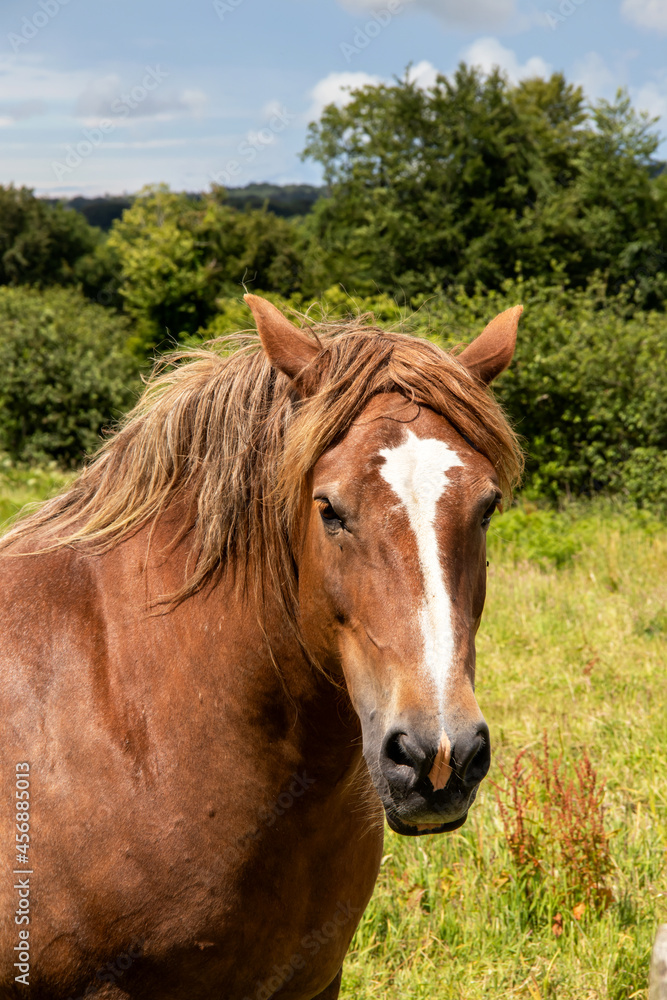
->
0, 287, 141, 466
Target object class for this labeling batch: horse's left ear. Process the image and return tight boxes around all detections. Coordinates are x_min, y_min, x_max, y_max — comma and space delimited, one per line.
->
458, 305, 523, 385
245, 294, 319, 391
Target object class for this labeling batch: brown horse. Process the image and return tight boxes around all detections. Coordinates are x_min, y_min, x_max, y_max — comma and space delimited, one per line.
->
0, 295, 522, 1000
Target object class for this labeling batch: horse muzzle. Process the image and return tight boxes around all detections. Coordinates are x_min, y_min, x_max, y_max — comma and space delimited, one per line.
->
369, 719, 491, 837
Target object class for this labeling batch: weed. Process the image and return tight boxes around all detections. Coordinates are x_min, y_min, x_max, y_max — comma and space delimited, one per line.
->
494, 735, 613, 926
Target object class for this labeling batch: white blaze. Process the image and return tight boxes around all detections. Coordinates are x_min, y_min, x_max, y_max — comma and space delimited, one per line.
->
379, 430, 464, 702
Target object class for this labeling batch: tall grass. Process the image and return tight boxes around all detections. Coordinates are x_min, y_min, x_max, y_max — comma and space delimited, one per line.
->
1, 464, 664, 997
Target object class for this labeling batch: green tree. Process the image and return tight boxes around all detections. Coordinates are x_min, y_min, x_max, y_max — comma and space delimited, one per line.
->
107, 185, 304, 353
0, 185, 99, 287
302, 66, 556, 296
106, 186, 210, 352
520, 91, 667, 305
302, 67, 667, 303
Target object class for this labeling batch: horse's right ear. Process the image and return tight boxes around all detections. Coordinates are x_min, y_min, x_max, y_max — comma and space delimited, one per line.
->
458, 305, 523, 385
245, 294, 319, 393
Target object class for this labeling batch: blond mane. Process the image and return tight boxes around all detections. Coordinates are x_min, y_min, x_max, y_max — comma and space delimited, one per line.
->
1, 319, 523, 626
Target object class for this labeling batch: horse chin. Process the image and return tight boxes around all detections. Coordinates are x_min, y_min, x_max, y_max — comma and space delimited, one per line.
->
384, 809, 469, 837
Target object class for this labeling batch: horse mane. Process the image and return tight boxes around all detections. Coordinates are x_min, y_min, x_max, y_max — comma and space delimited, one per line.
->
1, 317, 523, 627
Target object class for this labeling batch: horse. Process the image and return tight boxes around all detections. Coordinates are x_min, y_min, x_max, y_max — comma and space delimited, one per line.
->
0, 294, 523, 1000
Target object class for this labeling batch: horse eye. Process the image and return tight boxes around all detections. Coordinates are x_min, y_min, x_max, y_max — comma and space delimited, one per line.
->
317, 498, 342, 525
482, 502, 498, 528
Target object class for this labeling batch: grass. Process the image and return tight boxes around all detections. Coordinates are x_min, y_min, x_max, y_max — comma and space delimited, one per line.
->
1, 464, 664, 998
0, 454, 73, 527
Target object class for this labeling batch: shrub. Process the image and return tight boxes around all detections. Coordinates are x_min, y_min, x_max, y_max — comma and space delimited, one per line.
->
487, 502, 583, 569
0, 287, 141, 466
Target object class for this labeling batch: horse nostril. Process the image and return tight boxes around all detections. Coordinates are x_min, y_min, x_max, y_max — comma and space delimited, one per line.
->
458, 725, 491, 788
384, 733, 413, 767
381, 730, 431, 785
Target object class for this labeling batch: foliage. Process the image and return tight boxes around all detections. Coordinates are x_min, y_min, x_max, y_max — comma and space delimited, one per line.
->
302, 67, 667, 305
74, 237, 125, 311
489, 502, 585, 569
0, 184, 100, 288
0, 287, 141, 466
106, 184, 305, 353
200, 284, 407, 340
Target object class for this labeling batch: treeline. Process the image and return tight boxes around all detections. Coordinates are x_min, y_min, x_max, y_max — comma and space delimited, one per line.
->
0, 65, 666, 512
43, 183, 323, 231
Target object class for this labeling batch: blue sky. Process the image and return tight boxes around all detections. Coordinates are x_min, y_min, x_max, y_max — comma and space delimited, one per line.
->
1, 0, 666, 197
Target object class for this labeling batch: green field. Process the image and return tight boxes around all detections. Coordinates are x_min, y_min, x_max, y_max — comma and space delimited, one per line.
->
2, 464, 665, 999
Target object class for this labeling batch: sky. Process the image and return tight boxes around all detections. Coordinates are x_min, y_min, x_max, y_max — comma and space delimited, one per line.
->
1, 0, 667, 198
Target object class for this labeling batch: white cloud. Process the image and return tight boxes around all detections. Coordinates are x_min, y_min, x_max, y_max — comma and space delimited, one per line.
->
572, 51, 616, 101
308, 70, 382, 120
0, 99, 47, 127
462, 37, 551, 83
406, 60, 439, 90
0, 55, 206, 128
338, 0, 518, 30
621, 0, 667, 33
178, 89, 207, 118
262, 98, 288, 120
75, 73, 122, 116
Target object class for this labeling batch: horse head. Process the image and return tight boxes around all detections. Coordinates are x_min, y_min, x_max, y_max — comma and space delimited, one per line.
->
246, 294, 522, 837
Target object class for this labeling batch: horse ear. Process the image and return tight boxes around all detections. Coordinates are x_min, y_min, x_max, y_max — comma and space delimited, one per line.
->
458, 305, 523, 384
244, 294, 319, 389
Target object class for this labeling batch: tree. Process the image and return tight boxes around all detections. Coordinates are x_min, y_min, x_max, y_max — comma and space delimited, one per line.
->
302, 66, 548, 296
519, 90, 667, 305
106, 185, 304, 353
0, 185, 99, 288
302, 67, 667, 304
